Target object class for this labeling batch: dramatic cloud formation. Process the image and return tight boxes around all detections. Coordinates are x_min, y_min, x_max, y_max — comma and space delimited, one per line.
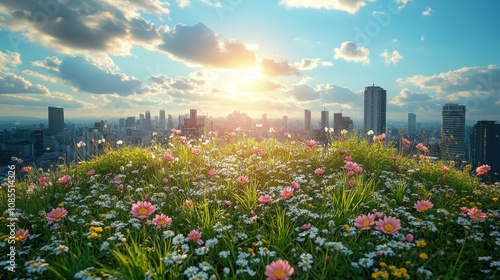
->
0, 73, 49, 94
318, 84, 359, 104
59, 57, 142, 95
380, 49, 403, 65
279, 0, 368, 14
334, 41, 370, 64
390, 88, 434, 107
261, 57, 302, 76
158, 23, 257, 69
0, 0, 165, 55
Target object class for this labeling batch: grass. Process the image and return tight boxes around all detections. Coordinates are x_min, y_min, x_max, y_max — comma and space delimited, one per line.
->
1, 131, 499, 279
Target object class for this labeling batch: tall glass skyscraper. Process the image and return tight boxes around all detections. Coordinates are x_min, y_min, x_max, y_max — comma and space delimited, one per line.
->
48, 106, 64, 136
408, 113, 416, 138
363, 85, 386, 135
441, 103, 466, 160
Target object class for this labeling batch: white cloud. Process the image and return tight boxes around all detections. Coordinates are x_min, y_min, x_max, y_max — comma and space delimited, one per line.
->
32, 56, 62, 73
333, 41, 370, 64
279, 0, 368, 14
22, 70, 58, 83
380, 49, 403, 65
0, 72, 49, 94
422, 7, 433, 16
293, 58, 321, 70
176, 0, 190, 7
260, 57, 301, 76
396, 0, 412, 10
0, 51, 21, 71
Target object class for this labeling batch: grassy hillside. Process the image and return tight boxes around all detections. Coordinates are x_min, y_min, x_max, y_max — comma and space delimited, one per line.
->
1, 132, 499, 279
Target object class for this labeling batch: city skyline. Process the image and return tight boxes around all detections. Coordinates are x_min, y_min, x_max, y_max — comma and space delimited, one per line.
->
1, 1, 500, 122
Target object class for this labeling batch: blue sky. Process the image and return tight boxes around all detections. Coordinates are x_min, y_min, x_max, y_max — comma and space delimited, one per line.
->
1, 0, 499, 123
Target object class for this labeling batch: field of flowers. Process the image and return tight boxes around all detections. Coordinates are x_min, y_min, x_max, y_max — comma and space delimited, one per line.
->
1, 130, 499, 279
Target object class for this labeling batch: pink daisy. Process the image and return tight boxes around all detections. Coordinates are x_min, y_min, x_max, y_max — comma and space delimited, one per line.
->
85, 169, 95, 176
413, 200, 434, 212
130, 201, 156, 219
152, 214, 172, 229
236, 175, 249, 185
442, 166, 449, 173
162, 153, 175, 161
15, 229, 29, 241
187, 229, 202, 243
280, 187, 294, 200
305, 140, 317, 148
38, 177, 50, 187
476, 164, 491, 176
46, 207, 68, 222
57, 175, 71, 185
314, 168, 325, 175
353, 213, 375, 230
208, 169, 217, 177
291, 181, 300, 190
265, 259, 294, 280
258, 195, 272, 205
467, 208, 486, 222
375, 216, 402, 234
191, 148, 201, 156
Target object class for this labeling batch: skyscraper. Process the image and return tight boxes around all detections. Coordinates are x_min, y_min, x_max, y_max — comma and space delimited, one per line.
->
144, 110, 152, 130
48, 106, 64, 136
408, 113, 416, 138
159, 110, 166, 129
304, 109, 311, 132
363, 85, 386, 135
471, 120, 500, 179
334, 113, 354, 134
320, 109, 329, 129
441, 103, 466, 160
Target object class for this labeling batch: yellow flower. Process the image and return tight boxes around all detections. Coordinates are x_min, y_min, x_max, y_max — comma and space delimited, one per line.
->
416, 239, 427, 248
493, 197, 498, 202
344, 224, 350, 231
105, 226, 111, 231
58, 203, 64, 207
419, 253, 429, 260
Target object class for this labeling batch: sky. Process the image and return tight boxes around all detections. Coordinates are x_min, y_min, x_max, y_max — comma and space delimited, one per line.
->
0, 0, 499, 124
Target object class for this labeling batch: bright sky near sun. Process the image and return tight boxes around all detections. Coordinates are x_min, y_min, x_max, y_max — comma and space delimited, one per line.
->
0, 0, 499, 122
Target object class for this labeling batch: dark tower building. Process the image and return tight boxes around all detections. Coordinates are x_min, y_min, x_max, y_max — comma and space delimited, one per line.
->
304, 109, 311, 132
48, 106, 64, 136
441, 103, 466, 160
364, 85, 387, 135
33, 129, 44, 156
471, 120, 500, 181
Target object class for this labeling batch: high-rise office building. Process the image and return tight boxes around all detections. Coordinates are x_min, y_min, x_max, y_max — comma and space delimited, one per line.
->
441, 103, 466, 160
126, 116, 136, 128
363, 85, 386, 135
408, 113, 416, 138
33, 129, 44, 156
48, 106, 64, 136
159, 110, 166, 129
167, 114, 174, 132
144, 110, 152, 130
471, 120, 500, 180
320, 109, 329, 129
304, 110, 311, 132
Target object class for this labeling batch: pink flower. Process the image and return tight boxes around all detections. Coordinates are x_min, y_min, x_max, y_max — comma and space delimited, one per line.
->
305, 140, 317, 148
375, 216, 402, 234
46, 207, 68, 222
222, 200, 232, 207
347, 170, 355, 178
162, 153, 174, 161
86, 169, 95, 176
339, 149, 346, 155
402, 138, 411, 146
467, 208, 486, 222
117, 184, 124, 190
250, 210, 256, 217
460, 207, 469, 214
280, 187, 294, 200
390, 156, 398, 161
187, 229, 202, 243
185, 199, 194, 208
344, 156, 352, 162
144, 194, 150, 201
413, 200, 434, 212
38, 177, 50, 187
314, 168, 325, 175
442, 166, 449, 173
251, 146, 260, 153
374, 212, 384, 220
208, 169, 216, 177
376, 251, 384, 258
348, 179, 356, 187
236, 175, 249, 185
265, 259, 294, 280
113, 175, 121, 182
152, 214, 172, 229
15, 229, 29, 241
162, 178, 169, 185
130, 201, 156, 219
191, 148, 201, 156
57, 175, 71, 185
353, 213, 375, 230
404, 233, 414, 243
373, 133, 386, 142
171, 129, 181, 135
291, 181, 300, 190
179, 136, 187, 143
258, 195, 272, 205
476, 164, 491, 176
416, 143, 429, 152
301, 223, 312, 231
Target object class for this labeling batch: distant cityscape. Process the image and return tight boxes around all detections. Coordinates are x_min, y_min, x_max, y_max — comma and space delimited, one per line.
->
1, 85, 499, 182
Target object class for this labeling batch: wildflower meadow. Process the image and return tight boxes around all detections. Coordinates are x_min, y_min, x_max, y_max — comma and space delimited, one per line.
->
1, 130, 499, 279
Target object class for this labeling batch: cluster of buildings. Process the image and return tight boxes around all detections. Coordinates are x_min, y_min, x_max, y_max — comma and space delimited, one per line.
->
1, 85, 499, 181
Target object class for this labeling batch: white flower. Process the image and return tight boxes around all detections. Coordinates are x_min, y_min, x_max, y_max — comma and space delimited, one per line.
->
367, 130, 374, 135
116, 140, 123, 145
